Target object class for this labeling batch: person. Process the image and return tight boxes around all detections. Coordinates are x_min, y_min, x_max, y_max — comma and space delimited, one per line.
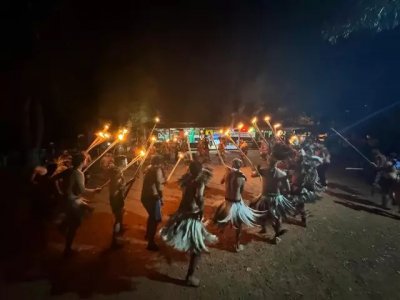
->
239, 140, 249, 166
260, 140, 269, 161
379, 161, 398, 210
203, 137, 210, 162
213, 158, 263, 252
315, 143, 330, 188
63, 153, 102, 257
108, 155, 135, 247
100, 152, 114, 170
217, 139, 226, 163
251, 143, 296, 243
371, 149, 387, 189
141, 155, 165, 251
160, 161, 217, 287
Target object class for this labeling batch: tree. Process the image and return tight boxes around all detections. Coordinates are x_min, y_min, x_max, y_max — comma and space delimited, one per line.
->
322, 0, 400, 43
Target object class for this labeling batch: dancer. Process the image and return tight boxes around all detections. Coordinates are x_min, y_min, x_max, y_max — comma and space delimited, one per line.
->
213, 158, 262, 252
251, 143, 296, 243
63, 153, 102, 257
160, 161, 217, 287
108, 155, 135, 247
141, 155, 165, 251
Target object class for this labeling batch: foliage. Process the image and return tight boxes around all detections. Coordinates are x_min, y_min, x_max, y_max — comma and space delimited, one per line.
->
322, 0, 400, 43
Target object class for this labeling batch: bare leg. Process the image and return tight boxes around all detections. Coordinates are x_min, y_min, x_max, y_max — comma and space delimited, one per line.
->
235, 223, 244, 252
186, 252, 201, 287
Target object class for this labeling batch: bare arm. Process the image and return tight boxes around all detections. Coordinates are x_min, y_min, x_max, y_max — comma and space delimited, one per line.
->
155, 168, 164, 197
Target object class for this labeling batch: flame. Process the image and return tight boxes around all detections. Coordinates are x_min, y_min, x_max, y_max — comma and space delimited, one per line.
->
140, 150, 146, 157
173, 137, 178, 142
155, 117, 160, 123
264, 116, 271, 122
118, 134, 124, 141
151, 136, 157, 142
273, 123, 281, 129
276, 130, 283, 137
251, 117, 257, 124
166, 139, 170, 142
104, 133, 111, 139
289, 135, 299, 145
248, 127, 254, 132
237, 122, 244, 130
122, 128, 128, 134
103, 123, 110, 131
178, 152, 184, 159
219, 129, 223, 134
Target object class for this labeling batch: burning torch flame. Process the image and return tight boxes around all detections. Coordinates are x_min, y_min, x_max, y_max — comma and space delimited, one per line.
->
264, 116, 271, 122
273, 123, 281, 129
178, 152, 184, 159
151, 136, 157, 142
155, 117, 160, 123
140, 150, 146, 157
237, 122, 244, 130
251, 117, 257, 124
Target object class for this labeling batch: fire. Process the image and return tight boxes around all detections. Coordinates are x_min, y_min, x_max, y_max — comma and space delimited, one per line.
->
273, 123, 281, 129
237, 122, 244, 130
140, 150, 146, 157
251, 117, 257, 124
264, 116, 271, 122
155, 117, 160, 123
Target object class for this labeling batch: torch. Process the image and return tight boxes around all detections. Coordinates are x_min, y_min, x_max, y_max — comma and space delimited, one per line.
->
166, 152, 184, 182
251, 117, 269, 145
84, 128, 128, 173
224, 129, 255, 169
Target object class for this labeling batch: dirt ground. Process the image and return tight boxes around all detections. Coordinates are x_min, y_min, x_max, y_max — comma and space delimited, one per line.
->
1, 150, 400, 299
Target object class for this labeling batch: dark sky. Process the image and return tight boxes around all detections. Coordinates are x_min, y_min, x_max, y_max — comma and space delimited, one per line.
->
2, 0, 400, 142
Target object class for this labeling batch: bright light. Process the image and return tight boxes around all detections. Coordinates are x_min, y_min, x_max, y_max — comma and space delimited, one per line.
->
248, 127, 255, 133
178, 152, 184, 159
155, 117, 160, 123
107, 142, 111, 146
273, 123, 281, 129
173, 137, 177, 142
103, 123, 110, 131
237, 123, 244, 130
276, 130, 283, 137
166, 139, 170, 142
289, 135, 299, 145
118, 134, 124, 141
140, 150, 146, 156
224, 129, 230, 136
97, 131, 104, 138
251, 117, 257, 124
122, 128, 128, 134
151, 136, 157, 142
264, 116, 271, 122
104, 133, 111, 139
219, 129, 223, 134
184, 131, 188, 136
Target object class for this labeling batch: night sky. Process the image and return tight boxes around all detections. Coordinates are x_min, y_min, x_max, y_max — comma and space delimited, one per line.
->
2, 0, 400, 144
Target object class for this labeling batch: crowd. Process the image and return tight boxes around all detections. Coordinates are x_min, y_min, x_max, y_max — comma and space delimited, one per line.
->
27, 129, 400, 287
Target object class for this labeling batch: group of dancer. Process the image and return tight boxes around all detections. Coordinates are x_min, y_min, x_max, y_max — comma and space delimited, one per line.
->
31, 132, 330, 287
140, 137, 329, 286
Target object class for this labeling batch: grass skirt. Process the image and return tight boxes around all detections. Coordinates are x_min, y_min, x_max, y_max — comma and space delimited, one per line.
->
160, 213, 218, 254
213, 200, 264, 228
251, 194, 296, 220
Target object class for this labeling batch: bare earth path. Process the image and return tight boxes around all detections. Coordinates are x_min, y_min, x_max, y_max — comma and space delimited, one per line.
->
2, 151, 400, 299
